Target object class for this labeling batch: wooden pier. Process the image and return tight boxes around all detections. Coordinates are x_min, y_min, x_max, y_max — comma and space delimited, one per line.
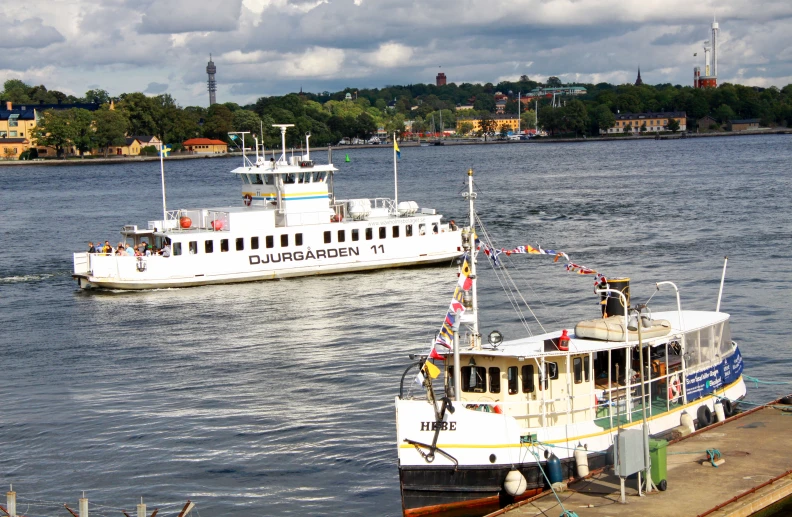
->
489, 399, 792, 517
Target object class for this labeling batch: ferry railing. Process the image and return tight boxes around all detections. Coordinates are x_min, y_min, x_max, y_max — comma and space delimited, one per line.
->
372, 197, 396, 214
162, 209, 230, 231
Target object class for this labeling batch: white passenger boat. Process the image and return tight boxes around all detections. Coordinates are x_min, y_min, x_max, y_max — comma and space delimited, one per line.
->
72, 125, 462, 290
394, 170, 746, 516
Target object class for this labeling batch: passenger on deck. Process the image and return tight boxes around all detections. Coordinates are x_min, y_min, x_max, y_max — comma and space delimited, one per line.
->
134, 247, 143, 257
88, 242, 96, 253
103, 241, 113, 254
449, 220, 457, 231
126, 245, 135, 256
115, 245, 125, 256
161, 242, 171, 257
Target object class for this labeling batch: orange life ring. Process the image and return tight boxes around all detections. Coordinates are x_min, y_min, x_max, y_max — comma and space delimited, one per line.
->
243, 194, 252, 206
668, 375, 681, 399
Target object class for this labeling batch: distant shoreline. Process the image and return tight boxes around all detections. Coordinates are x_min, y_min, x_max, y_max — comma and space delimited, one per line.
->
2, 128, 789, 166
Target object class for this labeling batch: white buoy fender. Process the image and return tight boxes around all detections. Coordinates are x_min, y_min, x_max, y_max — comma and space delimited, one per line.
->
504, 469, 528, 496
680, 411, 695, 434
714, 401, 726, 422
574, 444, 589, 478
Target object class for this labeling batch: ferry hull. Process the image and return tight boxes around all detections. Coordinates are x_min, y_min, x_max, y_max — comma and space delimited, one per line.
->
73, 251, 460, 290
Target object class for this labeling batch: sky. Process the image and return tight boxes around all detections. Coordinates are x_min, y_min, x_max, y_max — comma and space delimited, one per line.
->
2, 0, 791, 108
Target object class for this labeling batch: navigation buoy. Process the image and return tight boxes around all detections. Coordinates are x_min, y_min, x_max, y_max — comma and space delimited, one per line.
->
345, 154, 350, 162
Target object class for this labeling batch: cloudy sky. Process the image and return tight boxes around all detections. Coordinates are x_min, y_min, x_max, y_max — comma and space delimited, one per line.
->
2, 0, 791, 107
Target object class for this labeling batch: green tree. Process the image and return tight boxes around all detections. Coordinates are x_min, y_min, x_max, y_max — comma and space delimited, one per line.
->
561, 100, 587, 136
203, 104, 234, 141
458, 120, 474, 135
479, 113, 497, 140
520, 110, 537, 131
538, 106, 561, 136
593, 105, 615, 134
499, 125, 509, 139
232, 109, 263, 148
666, 118, 680, 132
32, 109, 75, 158
117, 92, 158, 136
623, 123, 633, 134
640, 121, 647, 133
1, 79, 33, 103
69, 109, 96, 156
547, 76, 562, 87
94, 109, 130, 157
83, 89, 111, 105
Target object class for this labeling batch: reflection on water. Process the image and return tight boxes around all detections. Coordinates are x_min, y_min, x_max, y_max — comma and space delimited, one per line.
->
0, 135, 791, 516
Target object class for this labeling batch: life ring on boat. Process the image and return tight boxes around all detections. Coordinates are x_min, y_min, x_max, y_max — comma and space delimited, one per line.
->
668, 375, 681, 400
697, 405, 713, 428
243, 194, 252, 206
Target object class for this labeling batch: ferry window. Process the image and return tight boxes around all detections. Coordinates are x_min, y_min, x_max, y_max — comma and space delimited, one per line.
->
284, 173, 295, 184
266, 236, 274, 249
173, 242, 182, 256
378, 227, 386, 239
352, 229, 359, 241
338, 230, 345, 243
488, 367, 501, 393
295, 233, 303, 246
584, 355, 590, 382
365, 228, 373, 240
461, 365, 487, 393
236, 238, 244, 251
324, 231, 332, 244
392, 225, 400, 238
507, 366, 519, 394
313, 171, 326, 182
521, 365, 535, 393
419, 223, 426, 236
250, 174, 263, 185
205, 240, 213, 253
264, 174, 274, 185
241, 174, 251, 185
573, 357, 583, 384
433, 223, 439, 234
406, 224, 413, 237
548, 362, 559, 379
281, 234, 289, 247
251, 237, 259, 250
220, 239, 229, 252
189, 241, 197, 254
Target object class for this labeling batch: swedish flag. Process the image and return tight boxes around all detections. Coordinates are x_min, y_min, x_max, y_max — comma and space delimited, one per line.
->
394, 139, 400, 160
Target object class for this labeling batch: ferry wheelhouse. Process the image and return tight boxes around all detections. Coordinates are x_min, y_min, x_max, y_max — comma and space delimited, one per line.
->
73, 125, 462, 290
394, 170, 746, 516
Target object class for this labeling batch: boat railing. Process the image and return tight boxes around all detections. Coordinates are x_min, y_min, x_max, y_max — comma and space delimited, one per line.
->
163, 209, 230, 231
372, 197, 396, 213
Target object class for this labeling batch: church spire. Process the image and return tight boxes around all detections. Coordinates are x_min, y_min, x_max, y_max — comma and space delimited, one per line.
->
635, 67, 643, 86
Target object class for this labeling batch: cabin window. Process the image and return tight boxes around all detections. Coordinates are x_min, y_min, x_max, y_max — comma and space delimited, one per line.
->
281, 234, 289, 247
297, 173, 307, 184
352, 229, 359, 241
251, 237, 259, 250
392, 226, 400, 238
573, 357, 583, 384
507, 366, 519, 394
236, 238, 244, 251
173, 242, 182, 256
338, 230, 345, 243
266, 236, 274, 249
719, 321, 733, 355
284, 174, 296, 184
365, 228, 373, 240
241, 174, 251, 185
521, 365, 535, 393
489, 367, 501, 393
250, 174, 263, 185
263, 174, 275, 185
313, 171, 326, 182
295, 233, 303, 246
419, 223, 426, 235
189, 241, 197, 254
540, 362, 559, 390
461, 365, 487, 393
406, 224, 413, 237
324, 231, 332, 244
584, 355, 590, 382
204, 240, 213, 253
433, 223, 439, 234
379, 227, 386, 239
220, 239, 229, 252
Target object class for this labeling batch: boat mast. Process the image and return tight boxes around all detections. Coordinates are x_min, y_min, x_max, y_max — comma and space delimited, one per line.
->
466, 168, 480, 344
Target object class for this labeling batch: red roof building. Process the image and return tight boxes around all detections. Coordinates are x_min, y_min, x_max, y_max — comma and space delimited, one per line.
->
183, 138, 228, 154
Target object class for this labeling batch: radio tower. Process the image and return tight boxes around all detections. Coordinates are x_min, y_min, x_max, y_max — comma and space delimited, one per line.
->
207, 54, 217, 106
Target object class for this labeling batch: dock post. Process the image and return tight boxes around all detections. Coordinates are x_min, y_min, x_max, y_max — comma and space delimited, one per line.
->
6, 485, 16, 517
137, 497, 146, 517
79, 492, 88, 517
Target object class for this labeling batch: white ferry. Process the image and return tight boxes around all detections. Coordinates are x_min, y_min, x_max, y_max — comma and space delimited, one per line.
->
72, 125, 462, 290
394, 170, 746, 516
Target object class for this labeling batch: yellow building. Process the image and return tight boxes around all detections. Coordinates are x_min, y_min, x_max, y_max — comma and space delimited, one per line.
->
456, 114, 521, 135
0, 138, 30, 159
106, 137, 143, 156
0, 102, 37, 142
603, 111, 687, 134
183, 138, 228, 154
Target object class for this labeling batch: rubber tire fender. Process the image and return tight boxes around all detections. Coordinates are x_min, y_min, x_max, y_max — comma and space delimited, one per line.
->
697, 405, 713, 428
721, 399, 734, 417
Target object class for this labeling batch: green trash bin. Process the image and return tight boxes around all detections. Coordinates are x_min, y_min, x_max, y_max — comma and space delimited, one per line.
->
649, 438, 668, 491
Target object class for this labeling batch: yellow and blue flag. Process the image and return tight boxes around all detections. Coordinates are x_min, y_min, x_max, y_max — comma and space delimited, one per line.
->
160, 145, 171, 157
394, 139, 400, 160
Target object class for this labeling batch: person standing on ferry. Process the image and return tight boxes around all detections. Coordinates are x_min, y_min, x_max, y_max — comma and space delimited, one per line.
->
87, 242, 96, 253
161, 242, 171, 257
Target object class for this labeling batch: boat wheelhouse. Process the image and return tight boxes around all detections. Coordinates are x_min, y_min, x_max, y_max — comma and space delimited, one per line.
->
394, 170, 746, 517
73, 125, 462, 290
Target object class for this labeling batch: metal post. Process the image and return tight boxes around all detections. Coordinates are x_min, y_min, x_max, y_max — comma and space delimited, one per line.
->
7, 486, 16, 517
467, 169, 479, 343
393, 131, 398, 205
452, 328, 461, 402
716, 256, 728, 312
637, 322, 655, 494
159, 147, 167, 221
79, 492, 88, 517
137, 498, 146, 517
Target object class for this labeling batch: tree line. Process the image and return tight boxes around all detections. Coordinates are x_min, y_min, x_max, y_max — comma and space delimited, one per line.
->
3, 75, 791, 156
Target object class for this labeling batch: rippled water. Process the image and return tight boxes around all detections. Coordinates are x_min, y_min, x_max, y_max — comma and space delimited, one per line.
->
1, 136, 791, 516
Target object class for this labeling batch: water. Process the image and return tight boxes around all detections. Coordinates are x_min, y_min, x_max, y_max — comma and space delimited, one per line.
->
1, 136, 791, 516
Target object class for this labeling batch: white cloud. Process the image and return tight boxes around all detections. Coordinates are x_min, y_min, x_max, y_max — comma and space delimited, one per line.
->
361, 43, 414, 68
1, 18, 65, 48
138, 0, 243, 34
280, 47, 346, 77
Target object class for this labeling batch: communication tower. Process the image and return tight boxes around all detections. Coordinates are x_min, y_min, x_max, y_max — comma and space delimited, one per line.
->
694, 18, 719, 88
207, 54, 217, 105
